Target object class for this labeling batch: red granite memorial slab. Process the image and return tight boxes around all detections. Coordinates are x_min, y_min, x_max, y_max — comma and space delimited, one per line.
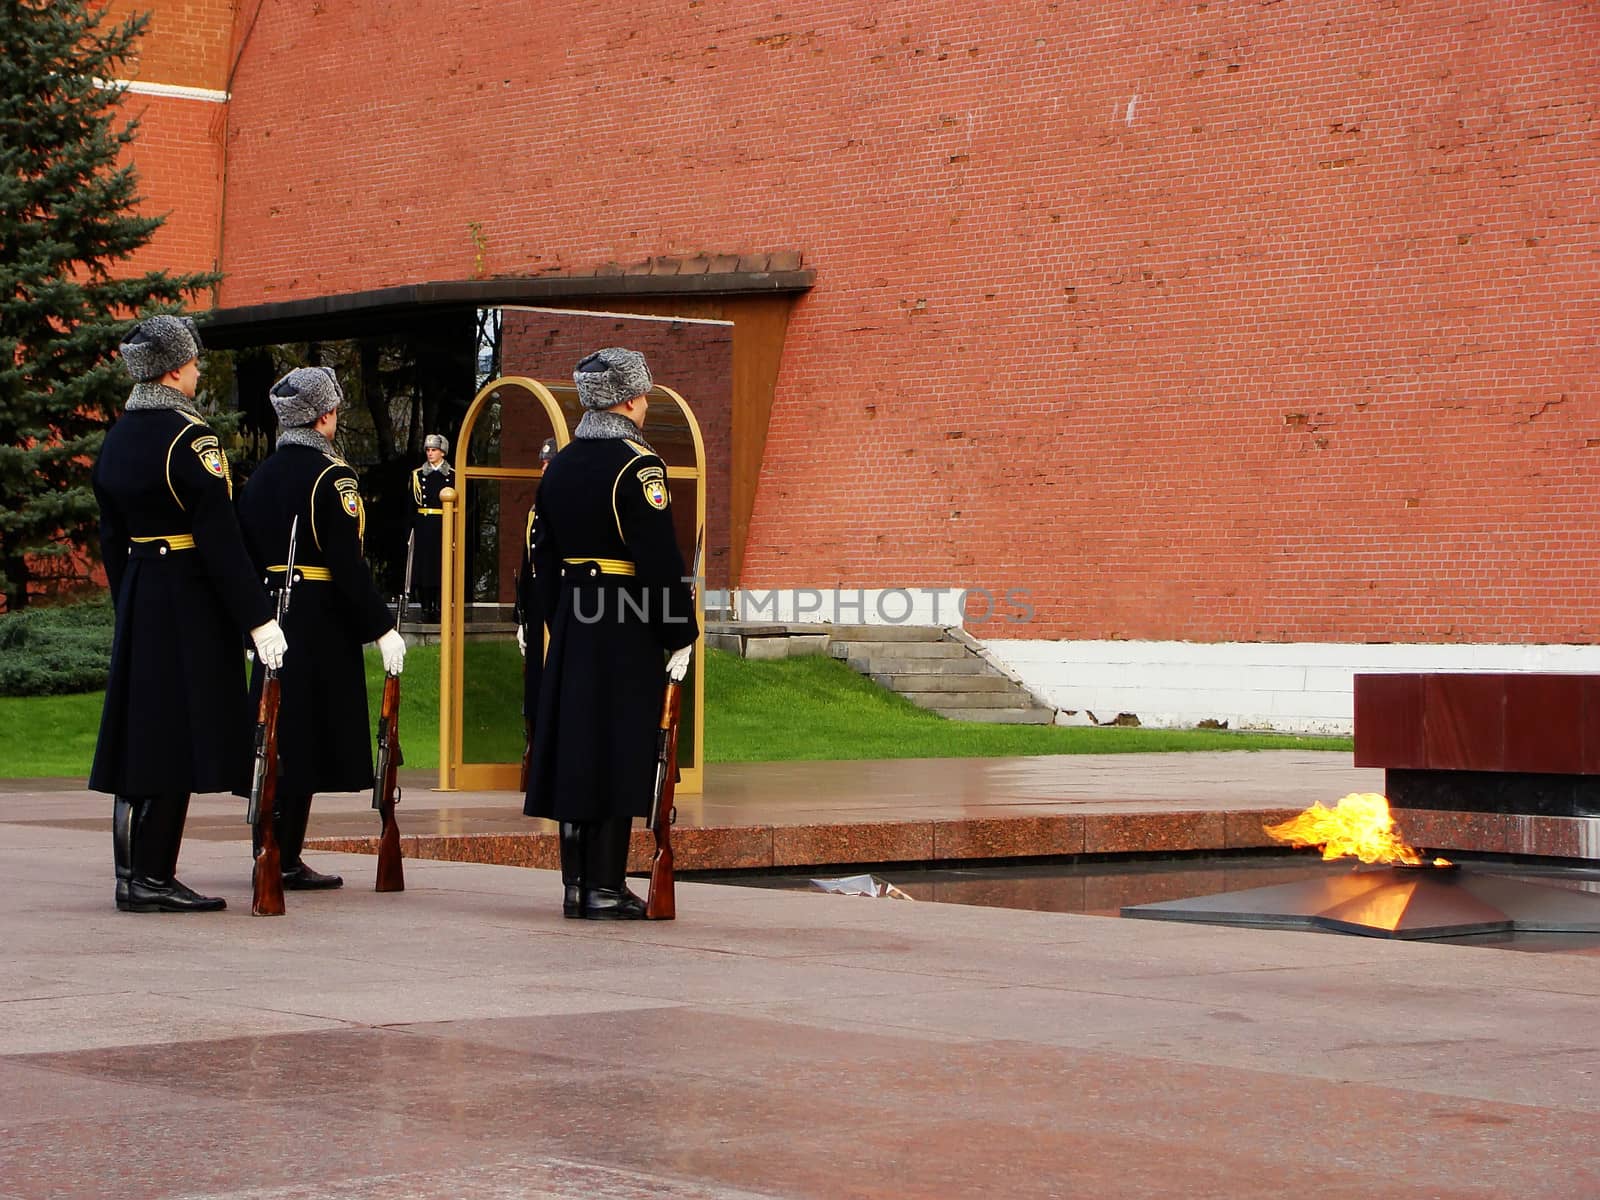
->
1352, 673, 1424, 768
1422, 673, 1506, 771
1505, 673, 1585, 774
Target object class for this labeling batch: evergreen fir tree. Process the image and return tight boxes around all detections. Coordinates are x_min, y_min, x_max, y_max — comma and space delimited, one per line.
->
0, 0, 218, 610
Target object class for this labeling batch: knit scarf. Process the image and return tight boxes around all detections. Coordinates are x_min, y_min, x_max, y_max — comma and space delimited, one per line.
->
124, 382, 203, 421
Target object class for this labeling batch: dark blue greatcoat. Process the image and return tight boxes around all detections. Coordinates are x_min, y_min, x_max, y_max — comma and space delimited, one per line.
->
90, 408, 273, 796
524, 436, 697, 823
235, 443, 394, 796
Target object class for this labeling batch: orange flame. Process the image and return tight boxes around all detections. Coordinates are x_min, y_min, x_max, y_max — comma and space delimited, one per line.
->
1264, 793, 1450, 866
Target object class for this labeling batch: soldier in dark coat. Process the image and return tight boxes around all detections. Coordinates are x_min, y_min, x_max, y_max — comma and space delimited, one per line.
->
410, 434, 453, 622
524, 350, 696, 920
235, 366, 407, 889
90, 314, 289, 914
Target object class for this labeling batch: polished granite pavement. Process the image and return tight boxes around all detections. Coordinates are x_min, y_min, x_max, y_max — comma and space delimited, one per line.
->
6, 750, 1594, 879
2, 782, 1599, 1198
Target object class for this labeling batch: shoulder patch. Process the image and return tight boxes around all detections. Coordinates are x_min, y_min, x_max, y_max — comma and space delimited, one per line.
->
334, 475, 363, 520
190, 433, 233, 495
640, 472, 669, 511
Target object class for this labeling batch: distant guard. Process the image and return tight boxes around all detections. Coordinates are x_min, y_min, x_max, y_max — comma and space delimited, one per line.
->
90, 315, 288, 913
235, 367, 407, 889
410, 433, 453, 622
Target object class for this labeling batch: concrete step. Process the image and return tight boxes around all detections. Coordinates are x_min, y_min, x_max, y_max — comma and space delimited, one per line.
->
830, 640, 969, 661
905, 690, 1042, 709
878, 673, 1020, 694
823, 625, 1057, 726
827, 624, 948, 643
935, 706, 1057, 725
849, 656, 989, 676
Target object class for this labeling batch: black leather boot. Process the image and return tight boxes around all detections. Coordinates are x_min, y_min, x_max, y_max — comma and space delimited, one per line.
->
113, 796, 135, 911
126, 796, 225, 913
580, 817, 646, 920
277, 791, 342, 890
558, 822, 585, 917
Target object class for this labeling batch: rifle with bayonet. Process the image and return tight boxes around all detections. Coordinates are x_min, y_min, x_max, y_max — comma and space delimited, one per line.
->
247, 516, 298, 917
372, 532, 411, 892
645, 530, 702, 921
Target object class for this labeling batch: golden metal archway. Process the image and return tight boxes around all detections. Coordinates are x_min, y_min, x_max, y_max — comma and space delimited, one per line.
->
437, 373, 707, 796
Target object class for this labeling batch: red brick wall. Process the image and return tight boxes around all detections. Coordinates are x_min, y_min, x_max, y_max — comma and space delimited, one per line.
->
205, 0, 1599, 642
115, 93, 226, 282
104, 0, 235, 89
104, 0, 234, 286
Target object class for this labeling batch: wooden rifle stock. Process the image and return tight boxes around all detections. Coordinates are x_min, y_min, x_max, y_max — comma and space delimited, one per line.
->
373, 673, 405, 892
645, 679, 683, 920
249, 676, 286, 916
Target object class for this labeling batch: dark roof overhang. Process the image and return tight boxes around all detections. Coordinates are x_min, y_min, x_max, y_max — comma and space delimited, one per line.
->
199, 267, 816, 349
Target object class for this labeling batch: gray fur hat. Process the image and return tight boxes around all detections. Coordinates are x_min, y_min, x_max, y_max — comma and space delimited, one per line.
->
573, 347, 651, 411
270, 366, 343, 428
119, 315, 202, 382
424, 434, 449, 453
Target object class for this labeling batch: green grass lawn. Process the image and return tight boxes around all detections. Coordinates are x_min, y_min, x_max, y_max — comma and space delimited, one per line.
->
704, 650, 1352, 760
0, 645, 1352, 779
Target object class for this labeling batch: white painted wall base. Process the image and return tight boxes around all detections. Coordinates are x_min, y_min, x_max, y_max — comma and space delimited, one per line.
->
727, 590, 1600, 734
983, 639, 1600, 734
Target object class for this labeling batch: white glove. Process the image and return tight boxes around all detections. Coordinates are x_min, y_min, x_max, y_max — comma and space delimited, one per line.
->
249, 620, 287, 671
666, 644, 693, 682
516, 623, 527, 658
377, 628, 406, 676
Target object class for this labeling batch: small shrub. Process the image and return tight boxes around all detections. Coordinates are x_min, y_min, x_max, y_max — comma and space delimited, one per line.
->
0, 597, 115, 696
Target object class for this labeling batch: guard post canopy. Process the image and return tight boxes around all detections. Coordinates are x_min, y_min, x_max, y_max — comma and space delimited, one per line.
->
438, 310, 707, 796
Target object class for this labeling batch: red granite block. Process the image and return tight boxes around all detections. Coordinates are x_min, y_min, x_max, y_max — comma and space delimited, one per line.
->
771, 821, 934, 867
428, 834, 557, 869
1389, 809, 1518, 856
932, 816, 1083, 860
1422, 674, 1506, 771
1582, 678, 1600, 775
1082, 812, 1227, 854
1529, 815, 1600, 859
1504, 674, 1585, 774
646, 825, 774, 871
1225, 810, 1306, 849
306, 835, 377, 855
1353, 674, 1425, 768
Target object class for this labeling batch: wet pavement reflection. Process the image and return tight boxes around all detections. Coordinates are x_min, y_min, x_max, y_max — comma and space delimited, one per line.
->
716, 854, 1600, 954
